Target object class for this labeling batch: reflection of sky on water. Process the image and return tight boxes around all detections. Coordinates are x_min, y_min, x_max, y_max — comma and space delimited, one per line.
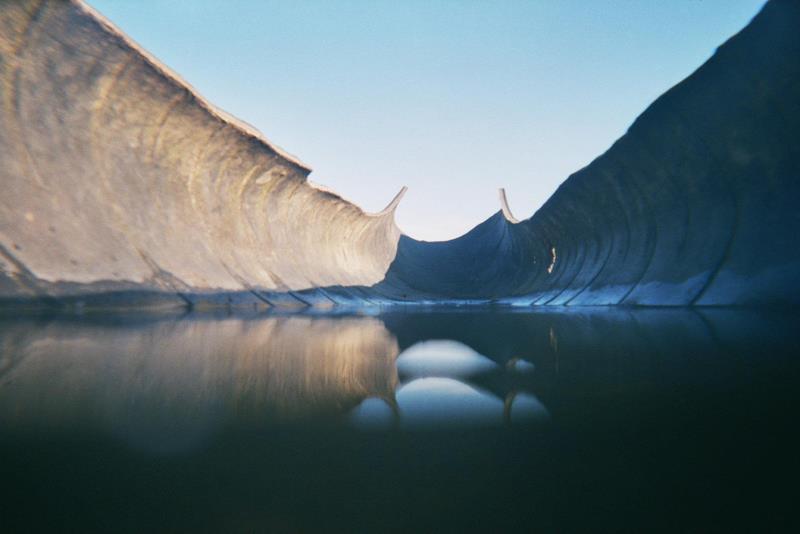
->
2, 308, 797, 533
351, 380, 549, 429
397, 378, 503, 427
507, 358, 535, 373
1, 308, 796, 441
508, 393, 550, 424
349, 397, 396, 429
397, 340, 497, 378
0, 313, 549, 439
351, 378, 548, 429
353, 340, 546, 428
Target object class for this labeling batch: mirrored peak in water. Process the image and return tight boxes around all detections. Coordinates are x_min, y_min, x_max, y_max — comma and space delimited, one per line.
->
0, 308, 796, 447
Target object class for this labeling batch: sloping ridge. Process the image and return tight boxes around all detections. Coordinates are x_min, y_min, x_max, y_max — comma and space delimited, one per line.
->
0, 0, 403, 308
370, 0, 800, 306
1, 0, 798, 308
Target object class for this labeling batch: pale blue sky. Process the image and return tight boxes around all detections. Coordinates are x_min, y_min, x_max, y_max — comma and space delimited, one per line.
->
92, 0, 766, 241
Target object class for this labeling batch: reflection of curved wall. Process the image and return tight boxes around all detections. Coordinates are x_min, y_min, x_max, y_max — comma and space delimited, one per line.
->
1, 0, 798, 307
0, 316, 399, 429
383, 307, 800, 424
2, 308, 795, 433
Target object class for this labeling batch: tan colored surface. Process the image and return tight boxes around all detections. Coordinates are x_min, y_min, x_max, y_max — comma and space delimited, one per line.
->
1, 0, 401, 306
0, 314, 399, 424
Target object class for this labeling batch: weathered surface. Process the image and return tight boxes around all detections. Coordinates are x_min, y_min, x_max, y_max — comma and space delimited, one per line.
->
376, 0, 800, 307
1, 0, 798, 308
0, 0, 402, 308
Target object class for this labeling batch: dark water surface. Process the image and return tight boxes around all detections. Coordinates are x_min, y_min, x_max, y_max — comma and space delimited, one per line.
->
1, 308, 797, 532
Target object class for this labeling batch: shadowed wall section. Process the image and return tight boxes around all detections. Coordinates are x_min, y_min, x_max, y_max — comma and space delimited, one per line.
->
376, 0, 800, 307
1, 0, 798, 308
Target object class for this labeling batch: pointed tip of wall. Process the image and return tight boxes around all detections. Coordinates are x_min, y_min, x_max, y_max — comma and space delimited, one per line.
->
498, 188, 519, 223
377, 186, 408, 217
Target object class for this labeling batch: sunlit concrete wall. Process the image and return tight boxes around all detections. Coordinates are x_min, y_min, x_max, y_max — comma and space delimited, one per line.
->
0, 0, 402, 308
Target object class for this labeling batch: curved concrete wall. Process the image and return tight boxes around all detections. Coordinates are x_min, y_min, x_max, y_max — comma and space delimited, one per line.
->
377, 0, 800, 307
1, 0, 798, 307
0, 0, 402, 308
512, 0, 800, 306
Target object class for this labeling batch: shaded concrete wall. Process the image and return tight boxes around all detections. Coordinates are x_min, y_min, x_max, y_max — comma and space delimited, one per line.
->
1, 0, 798, 307
378, 0, 800, 306
510, 0, 800, 306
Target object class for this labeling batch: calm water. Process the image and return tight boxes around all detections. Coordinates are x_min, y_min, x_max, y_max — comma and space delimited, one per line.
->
1, 308, 797, 532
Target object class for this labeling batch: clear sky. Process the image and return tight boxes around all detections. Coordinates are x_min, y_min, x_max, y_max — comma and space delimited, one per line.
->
91, 0, 766, 241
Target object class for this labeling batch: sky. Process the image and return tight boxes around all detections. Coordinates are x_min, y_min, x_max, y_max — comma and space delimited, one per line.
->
91, 0, 767, 241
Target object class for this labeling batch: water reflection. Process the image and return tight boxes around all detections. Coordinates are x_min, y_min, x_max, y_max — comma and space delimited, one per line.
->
396, 340, 498, 378
0, 311, 550, 434
0, 314, 400, 450
1, 307, 796, 435
395, 378, 504, 427
1, 308, 797, 532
